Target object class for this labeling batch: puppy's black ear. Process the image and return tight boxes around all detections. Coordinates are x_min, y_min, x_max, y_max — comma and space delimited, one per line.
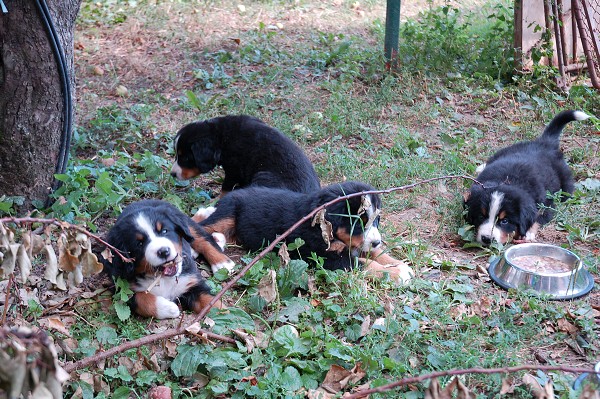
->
518, 201, 538, 238
191, 139, 220, 173
167, 212, 194, 243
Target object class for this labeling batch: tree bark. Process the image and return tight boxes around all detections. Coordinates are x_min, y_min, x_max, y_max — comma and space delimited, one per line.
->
0, 0, 81, 211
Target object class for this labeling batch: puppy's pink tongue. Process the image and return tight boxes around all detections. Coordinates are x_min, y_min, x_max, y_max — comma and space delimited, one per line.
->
163, 264, 178, 277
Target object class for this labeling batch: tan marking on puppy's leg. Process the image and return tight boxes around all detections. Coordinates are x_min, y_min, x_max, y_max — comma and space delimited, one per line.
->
190, 232, 235, 274
134, 292, 181, 319
366, 247, 403, 265
201, 217, 237, 243
191, 293, 223, 313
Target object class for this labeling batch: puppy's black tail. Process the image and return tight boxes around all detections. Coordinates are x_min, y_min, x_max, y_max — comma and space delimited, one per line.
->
539, 110, 590, 145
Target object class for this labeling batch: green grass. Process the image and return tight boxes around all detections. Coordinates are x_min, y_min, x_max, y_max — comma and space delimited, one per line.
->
1, 0, 599, 398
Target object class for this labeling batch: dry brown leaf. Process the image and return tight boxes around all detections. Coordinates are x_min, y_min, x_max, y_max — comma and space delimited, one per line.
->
448, 303, 469, 320
40, 317, 71, 337
232, 329, 255, 353
54, 273, 67, 291
425, 377, 475, 399
307, 388, 335, 399
312, 209, 333, 249
16, 244, 32, 284
42, 245, 59, 285
359, 315, 371, 337
22, 232, 44, 258
523, 374, 555, 399
470, 295, 493, 318
0, 222, 14, 248
578, 383, 600, 399
100, 247, 113, 264
278, 243, 291, 267
1, 243, 19, 278
257, 269, 278, 303
358, 195, 380, 229
79, 247, 103, 276
557, 318, 579, 335
57, 234, 78, 272
321, 363, 366, 393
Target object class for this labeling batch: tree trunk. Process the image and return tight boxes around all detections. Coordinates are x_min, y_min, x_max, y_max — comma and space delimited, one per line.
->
0, 0, 81, 211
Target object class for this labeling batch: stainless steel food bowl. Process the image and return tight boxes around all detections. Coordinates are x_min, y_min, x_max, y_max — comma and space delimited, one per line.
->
488, 243, 594, 300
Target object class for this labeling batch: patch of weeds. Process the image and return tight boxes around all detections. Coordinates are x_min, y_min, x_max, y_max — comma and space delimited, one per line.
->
398, 0, 514, 81
49, 148, 183, 226
0, 195, 25, 216
73, 104, 156, 152
551, 186, 600, 250
77, 0, 136, 27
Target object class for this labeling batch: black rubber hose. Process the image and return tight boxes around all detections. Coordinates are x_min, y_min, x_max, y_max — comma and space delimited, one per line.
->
33, 0, 73, 204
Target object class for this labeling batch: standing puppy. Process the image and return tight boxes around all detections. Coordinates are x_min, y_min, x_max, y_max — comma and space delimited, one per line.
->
170, 115, 321, 195
464, 110, 590, 245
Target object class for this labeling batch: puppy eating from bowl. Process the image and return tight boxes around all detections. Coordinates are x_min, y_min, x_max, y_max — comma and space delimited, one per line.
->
464, 110, 590, 245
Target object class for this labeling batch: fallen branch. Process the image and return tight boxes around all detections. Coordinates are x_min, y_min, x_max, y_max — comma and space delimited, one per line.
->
343, 364, 599, 398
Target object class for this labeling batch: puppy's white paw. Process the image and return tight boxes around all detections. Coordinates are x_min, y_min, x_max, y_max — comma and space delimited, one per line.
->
155, 297, 180, 319
212, 232, 227, 250
475, 162, 487, 174
394, 264, 414, 286
193, 206, 217, 222
211, 259, 235, 275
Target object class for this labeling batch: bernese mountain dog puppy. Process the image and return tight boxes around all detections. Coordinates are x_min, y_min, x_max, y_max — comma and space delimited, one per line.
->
170, 115, 321, 195
192, 181, 413, 283
101, 200, 235, 319
464, 110, 590, 245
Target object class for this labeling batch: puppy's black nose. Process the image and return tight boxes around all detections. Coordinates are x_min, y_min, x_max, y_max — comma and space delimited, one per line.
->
170, 171, 177, 178
157, 247, 171, 259
371, 240, 381, 248
481, 235, 491, 245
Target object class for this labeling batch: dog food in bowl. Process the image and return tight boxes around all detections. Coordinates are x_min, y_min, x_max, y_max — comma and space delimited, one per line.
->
510, 255, 572, 274
488, 243, 594, 300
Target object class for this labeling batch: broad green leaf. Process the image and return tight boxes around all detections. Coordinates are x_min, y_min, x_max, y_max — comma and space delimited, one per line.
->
171, 345, 207, 377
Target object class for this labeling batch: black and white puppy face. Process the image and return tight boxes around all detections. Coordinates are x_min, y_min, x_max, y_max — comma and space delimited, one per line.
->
465, 186, 537, 245
170, 120, 221, 180
325, 188, 383, 253
105, 204, 194, 279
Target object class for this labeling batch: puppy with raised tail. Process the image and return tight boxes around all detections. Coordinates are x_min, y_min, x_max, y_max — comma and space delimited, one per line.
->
464, 110, 590, 245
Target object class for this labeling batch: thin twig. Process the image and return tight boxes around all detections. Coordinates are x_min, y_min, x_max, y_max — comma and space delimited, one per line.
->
62, 327, 235, 373
0, 274, 14, 326
343, 364, 599, 398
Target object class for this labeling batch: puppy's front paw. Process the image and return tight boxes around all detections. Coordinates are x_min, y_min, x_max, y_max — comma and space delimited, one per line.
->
155, 297, 181, 319
211, 259, 235, 275
212, 232, 227, 250
391, 264, 414, 285
192, 206, 217, 223
363, 259, 414, 286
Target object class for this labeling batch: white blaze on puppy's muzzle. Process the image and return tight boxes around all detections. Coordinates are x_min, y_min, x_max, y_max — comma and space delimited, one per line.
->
360, 194, 382, 251
135, 214, 183, 276
476, 191, 505, 244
